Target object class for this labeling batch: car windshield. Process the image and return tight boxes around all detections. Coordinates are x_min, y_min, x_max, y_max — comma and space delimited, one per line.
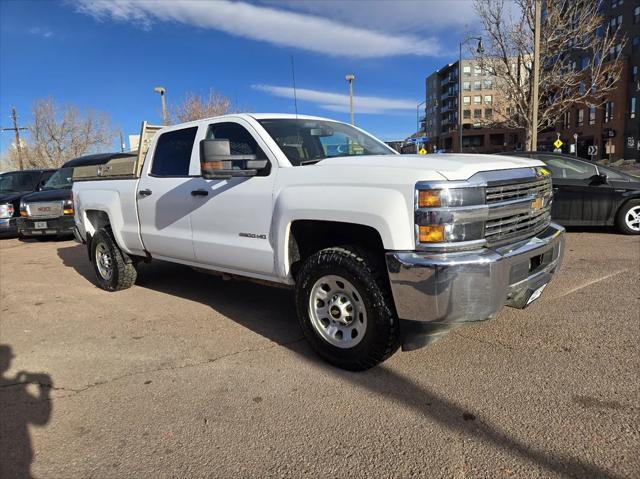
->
42, 167, 74, 190
0, 171, 41, 194
257, 119, 395, 166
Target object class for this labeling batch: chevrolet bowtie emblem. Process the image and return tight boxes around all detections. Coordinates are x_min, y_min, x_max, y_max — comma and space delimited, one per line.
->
531, 197, 544, 211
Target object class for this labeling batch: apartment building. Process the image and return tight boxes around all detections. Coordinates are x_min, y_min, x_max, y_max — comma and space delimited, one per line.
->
539, 0, 639, 161
420, 59, 524, 154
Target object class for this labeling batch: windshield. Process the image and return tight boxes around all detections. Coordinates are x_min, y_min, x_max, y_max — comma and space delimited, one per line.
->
0, 171, 41, 194
42, 167, 74, 190
257, 119, 396, 166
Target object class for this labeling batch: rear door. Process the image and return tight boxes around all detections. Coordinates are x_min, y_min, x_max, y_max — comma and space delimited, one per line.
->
137, 126, 199, 262
542, 156, 614, 225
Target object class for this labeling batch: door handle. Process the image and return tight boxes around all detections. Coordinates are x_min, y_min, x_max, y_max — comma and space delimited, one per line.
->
191, 189, 209, 197
139, 189, 152, 197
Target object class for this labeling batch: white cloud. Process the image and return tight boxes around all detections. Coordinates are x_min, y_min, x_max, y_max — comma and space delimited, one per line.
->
75, 0, 443, 58
252, 84, 417, 114
28, 27, 53, 38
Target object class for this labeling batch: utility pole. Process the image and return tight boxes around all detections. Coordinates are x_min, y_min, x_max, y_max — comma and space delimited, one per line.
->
345, 74, 355, 125
1, 107, 27, 170
531, 0, 541, 151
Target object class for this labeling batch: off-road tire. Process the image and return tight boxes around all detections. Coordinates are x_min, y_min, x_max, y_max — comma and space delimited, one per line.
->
295, 246, 400, 371
615, 199, 640, 235
90, 228, 137, 291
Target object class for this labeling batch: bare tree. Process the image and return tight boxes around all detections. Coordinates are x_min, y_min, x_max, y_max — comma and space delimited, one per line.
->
170, 89, 231, 123
473, 0, 625, 150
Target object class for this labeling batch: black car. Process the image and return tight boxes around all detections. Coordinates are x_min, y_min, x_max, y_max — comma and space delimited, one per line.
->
17, 153, 135, 238
500, 151, 640, 234
0, 169, 56, 237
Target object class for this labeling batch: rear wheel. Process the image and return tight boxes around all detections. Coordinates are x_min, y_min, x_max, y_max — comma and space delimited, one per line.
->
615, 200, 640, 235
91, 228, 137, 291
295, 246, 399, 371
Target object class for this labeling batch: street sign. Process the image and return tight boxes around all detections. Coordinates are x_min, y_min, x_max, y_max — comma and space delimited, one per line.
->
603, 128, 616, 138
553, 138, 563, 149
418, 147, 427, 155
588, 145, 598, 156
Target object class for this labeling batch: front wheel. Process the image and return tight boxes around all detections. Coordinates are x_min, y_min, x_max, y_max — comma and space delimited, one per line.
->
615, 200, 640, 235
295, 246, 399, 371
90, 228, 137, 291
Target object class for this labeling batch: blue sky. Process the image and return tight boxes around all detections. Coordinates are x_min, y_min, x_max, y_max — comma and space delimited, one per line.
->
0, 0, 477, 153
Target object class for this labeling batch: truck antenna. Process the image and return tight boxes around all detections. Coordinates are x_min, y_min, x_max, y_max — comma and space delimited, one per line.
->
290, 55, 298, 119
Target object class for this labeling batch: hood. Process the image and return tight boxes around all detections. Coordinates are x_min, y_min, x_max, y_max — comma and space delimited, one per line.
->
21, 188, 72, 203
315, 153, 544, 181
0, 192, 26, 204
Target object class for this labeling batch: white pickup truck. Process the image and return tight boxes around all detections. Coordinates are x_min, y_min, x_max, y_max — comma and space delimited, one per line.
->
73, 114, 565, 370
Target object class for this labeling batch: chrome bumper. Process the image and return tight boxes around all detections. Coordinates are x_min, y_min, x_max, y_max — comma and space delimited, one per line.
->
386, 223, 565, 350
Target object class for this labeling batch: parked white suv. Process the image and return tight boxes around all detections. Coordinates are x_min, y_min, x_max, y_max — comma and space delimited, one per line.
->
72, 114, 565, 370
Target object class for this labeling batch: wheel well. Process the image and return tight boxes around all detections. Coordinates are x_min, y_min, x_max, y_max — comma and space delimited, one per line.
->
84, 210, 112, 260
288, 220, 386, 278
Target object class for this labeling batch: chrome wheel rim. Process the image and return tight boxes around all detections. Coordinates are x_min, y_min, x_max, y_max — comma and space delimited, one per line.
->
95, 242, 113, 280
308, 275, 367, 349
625, 206, 640, 232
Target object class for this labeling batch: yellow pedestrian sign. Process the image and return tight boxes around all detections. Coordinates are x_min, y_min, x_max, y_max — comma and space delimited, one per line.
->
418, 147, 427, 155
553, 138, 563, 149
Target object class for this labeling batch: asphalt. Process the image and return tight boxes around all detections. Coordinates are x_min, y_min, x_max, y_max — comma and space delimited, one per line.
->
0, 231, 638, 478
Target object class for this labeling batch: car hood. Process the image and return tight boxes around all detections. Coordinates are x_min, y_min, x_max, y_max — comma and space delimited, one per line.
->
21, 188, 72, 203
0, 191, 29, 203
315, 153, 544, 181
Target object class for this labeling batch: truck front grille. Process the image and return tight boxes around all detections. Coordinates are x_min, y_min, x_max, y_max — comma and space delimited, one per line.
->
485, 177, 552, 204
484, 176, 553, 246
27, 202, 63, 219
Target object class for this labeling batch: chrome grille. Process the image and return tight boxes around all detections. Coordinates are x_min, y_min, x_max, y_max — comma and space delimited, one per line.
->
27, 201, 63, 218
485, 177, 552, 204
484, 175, 553, 246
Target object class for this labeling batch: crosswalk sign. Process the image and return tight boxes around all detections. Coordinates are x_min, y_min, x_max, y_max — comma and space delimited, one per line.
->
419, 147, 427, 155
553, 139, 563, 149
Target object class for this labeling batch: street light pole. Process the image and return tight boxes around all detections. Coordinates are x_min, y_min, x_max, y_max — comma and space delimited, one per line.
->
345, 74, 355, 125
459, 37, 484, 153
531, 0, 541, 151
154, 86, 168, 126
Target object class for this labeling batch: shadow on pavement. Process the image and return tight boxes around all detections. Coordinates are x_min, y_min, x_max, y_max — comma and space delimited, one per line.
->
0, 345, 53, 479
57, 243, 619, 478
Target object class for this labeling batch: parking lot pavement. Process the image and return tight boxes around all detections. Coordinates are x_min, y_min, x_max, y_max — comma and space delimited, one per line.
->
0, 232, 638, 479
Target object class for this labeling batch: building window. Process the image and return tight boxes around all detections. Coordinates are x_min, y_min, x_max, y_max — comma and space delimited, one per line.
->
631, 98, 637, 119
604, 101, 614, 122
474, 65, 482, 75
611, 0, 623, 8
463, 81, 471, 90
463, 96, 471, 105
580, 57, 590, 70
474, 109, 482, 119
463, 109, 471, 119
474, 95, 482, 104
463, 65, 471, 76
485, 108, 493, 119
635, 6, 640, 23
483, 80, 493, 89
588, 106, 596, 125
563, 111, 571, 129
474, 81, 481, 90
633, 36, 640, 53
577, 109, 584, 127
633, 66, 638, 83
484, 95, 492, 104
609, 43, 622, 60
609, 14, 623, 30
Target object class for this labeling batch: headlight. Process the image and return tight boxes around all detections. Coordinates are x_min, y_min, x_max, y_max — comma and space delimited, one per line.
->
415, 186, 486, 248
63, 199, 74, 215
0, 203, 14, 219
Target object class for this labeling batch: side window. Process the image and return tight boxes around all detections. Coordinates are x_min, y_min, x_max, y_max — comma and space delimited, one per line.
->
206, 122, 267, 159
151, 127, 198, 176
542, 157, 597, 179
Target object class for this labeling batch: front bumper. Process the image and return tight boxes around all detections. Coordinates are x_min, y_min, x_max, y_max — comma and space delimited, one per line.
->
386, 223, 565, 350
18, 215, 76, 237
0, 217, 18, 237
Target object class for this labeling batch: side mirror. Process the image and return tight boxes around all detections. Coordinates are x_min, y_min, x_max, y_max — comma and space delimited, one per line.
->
200, 139, 268, 179
589, 173, 607, 185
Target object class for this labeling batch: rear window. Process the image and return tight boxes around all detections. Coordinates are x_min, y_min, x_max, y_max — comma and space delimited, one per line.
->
151, 127, 197, 176
0, 171, 42, 194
